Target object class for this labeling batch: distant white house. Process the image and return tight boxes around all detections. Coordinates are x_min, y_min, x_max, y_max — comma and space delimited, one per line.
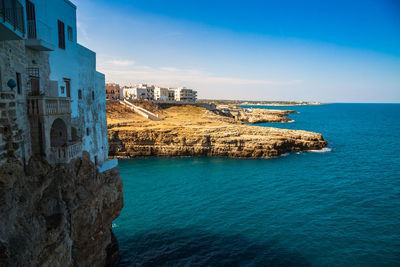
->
174, 87, 197, 102
154, 87, 169, 101
122, 84, 154, 100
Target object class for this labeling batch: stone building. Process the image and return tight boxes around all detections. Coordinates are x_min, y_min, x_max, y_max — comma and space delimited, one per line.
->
105, 82, 120, 100
0, 0, 115, 169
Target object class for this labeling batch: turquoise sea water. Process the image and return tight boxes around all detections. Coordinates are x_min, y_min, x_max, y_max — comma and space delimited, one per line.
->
114, 104, 400, 266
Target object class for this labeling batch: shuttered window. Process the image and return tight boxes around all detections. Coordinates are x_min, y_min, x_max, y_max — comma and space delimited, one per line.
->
58, 20, 65, 50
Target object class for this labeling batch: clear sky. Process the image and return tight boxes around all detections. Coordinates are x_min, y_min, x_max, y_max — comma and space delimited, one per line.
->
75, 0, 400, 102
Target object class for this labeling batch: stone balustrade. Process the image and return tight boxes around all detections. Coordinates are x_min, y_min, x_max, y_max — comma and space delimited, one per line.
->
27, 96, 71, 116
49, 141, 82, 164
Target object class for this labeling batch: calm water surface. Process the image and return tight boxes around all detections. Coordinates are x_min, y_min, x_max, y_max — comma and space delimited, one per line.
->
114, 104, 400, 266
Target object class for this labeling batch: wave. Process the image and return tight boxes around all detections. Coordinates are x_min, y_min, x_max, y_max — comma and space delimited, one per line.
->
308, 147, 332, 153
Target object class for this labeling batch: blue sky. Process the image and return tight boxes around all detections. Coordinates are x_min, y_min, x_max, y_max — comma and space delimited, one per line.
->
75, 0, 400, 102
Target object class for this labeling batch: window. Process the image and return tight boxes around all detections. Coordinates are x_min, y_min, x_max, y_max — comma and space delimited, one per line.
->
26, 1, 37, 39
78, 89, 82, 99
67, 26, 73, 42
86, 128, 90, 136
16, 72, 21, 94
63, 78, 71, 97
60, 86, 65, 94
92, 91, 95, 100
0, 67, 2, 91
58, 20, 65, 50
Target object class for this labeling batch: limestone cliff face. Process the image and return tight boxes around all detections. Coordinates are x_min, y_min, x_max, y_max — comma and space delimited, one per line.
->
0, 152, 123, 267
237, 109, 297, 123
107, 103, 327, 159
109, 126, 327, 158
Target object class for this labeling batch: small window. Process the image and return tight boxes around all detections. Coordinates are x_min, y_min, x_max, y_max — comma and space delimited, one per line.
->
78, 89, 82, 99
0, 67, 2, 91
67, 26, 73, 42
86, 128, 90, 136
58, 20, 65, 50
92, 91, 95, 100
60, 86, 65, 94
16, 72, 22, 94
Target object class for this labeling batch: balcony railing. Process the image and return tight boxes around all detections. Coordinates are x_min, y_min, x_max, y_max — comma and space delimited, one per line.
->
27, 96, 72, 116
0, 0, 25, 35
27, 19, 52, 41
50, 141, 82, 164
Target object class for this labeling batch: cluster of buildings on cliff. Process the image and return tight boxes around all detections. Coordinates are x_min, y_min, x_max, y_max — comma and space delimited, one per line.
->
106, 83, 198, 103
0, 0, 115, 170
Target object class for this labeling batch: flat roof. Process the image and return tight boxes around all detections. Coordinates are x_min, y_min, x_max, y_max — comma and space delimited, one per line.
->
64, 0, 77, 9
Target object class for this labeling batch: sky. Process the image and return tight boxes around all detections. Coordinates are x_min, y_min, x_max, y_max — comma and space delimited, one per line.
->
75, 0, 400, 102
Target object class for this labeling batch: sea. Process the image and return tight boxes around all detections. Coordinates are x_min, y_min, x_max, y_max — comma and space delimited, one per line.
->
113, 103, 400, 266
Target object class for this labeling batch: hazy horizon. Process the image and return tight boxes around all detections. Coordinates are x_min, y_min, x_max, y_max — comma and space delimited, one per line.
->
75, 0, 400, 103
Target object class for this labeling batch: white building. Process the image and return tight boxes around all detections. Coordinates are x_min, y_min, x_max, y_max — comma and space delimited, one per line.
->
174, 87, 197, 102
121, 84, 154, 100
0, 0, 113, 168
154, 87, 169, 101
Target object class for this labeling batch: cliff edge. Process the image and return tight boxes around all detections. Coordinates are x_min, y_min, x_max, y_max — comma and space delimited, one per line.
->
0, 152, 123, 267
107, 102, 327, 158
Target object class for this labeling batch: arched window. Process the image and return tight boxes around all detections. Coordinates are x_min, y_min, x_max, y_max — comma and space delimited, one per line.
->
78, 89, 82, 99
50, 119, 68, 147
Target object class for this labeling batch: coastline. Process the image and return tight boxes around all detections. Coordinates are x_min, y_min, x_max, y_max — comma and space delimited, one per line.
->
107, 101, 327, 159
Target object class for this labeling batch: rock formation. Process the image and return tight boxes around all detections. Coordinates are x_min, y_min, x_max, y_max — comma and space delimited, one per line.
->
236, 108, 297, 123
0, 152, 123, 267
107, 102, 327, 158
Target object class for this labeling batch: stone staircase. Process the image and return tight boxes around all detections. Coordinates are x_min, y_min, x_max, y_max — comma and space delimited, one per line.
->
119, 100, 161, 121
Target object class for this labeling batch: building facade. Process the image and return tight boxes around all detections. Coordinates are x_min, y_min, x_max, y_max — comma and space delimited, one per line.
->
174, 87, 197, 102
105, 82, 120, 100
0, 0, 113, 168
121, 84, 154, 100
154, 87, 169, 101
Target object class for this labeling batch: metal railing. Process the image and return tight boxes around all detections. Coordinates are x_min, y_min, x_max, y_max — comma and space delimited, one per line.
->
27, 19, 52, 41
0, 0, 25, 35
27, 19, 36, 39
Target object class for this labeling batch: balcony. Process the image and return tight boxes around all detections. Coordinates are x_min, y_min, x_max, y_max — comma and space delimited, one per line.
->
49, 141, 82, 164
0, 0, 25, 40
27, 96, 71, 117
25, 19, 55, 51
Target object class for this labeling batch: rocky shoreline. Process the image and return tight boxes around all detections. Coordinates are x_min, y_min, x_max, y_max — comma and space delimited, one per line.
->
0, 152, 123, 266
107, 102, 327, 159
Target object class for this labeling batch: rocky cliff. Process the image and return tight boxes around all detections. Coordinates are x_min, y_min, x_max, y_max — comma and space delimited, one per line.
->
0, 152, 123, 267
236, 108, 297, 123
107, 102, 327, 158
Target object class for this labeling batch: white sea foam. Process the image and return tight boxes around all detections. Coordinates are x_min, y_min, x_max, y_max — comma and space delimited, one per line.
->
112, 223, 118, 228
288, 120, 295, 123
308, 147, 332, 153
280, 152, 290, 157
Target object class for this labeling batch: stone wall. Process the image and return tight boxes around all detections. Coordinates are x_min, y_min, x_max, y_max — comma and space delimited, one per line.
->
0, 40, 31, 164
76, 44, 108, 165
